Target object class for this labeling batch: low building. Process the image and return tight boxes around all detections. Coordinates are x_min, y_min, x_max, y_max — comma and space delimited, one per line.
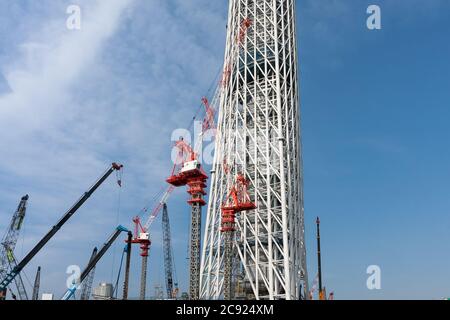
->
92, 283, 114, 300
41, 293, 54, 300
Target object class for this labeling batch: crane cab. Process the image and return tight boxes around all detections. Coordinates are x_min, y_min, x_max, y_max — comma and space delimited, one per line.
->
180, 160, 202, 174
139, 232, 150, 241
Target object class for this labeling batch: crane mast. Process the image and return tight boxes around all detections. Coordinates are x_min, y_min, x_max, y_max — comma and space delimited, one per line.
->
167, 139, 208, 300
162, 203, 178, 299
221, 174, 256, 300
122, 232, 132, 300
140, 253, 148, 300
0, 195, 29, 300
316, 217, 324, 300
130, 217, 151, 300
0, 163, 123, 299
8, 253, 29, 300
80, 248, 98, 300
31, 266, 41, 300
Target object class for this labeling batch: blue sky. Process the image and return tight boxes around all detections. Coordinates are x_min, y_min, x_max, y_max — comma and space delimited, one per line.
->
0, 0, 449, 300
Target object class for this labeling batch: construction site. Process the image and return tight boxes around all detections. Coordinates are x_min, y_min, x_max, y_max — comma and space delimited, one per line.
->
0, 0, 326, 301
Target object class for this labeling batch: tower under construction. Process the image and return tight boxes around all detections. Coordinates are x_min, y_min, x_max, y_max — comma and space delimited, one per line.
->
200, 0, 308, 300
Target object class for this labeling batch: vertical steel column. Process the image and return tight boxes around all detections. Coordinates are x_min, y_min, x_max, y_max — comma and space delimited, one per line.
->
140, 255, 148, 300
189, 203, 202, 300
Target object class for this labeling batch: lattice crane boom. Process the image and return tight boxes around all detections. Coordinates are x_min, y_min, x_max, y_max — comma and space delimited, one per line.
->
143, 186, 175, 231
80, 248, 98, 300
0, 195, 29, 300
31, 266, 41, 301
8, 253, 28, 300
162, 204, 178, 299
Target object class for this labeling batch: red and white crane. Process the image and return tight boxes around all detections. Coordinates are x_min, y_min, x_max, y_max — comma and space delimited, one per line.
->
221, 173, 256, 300
130, 185, 174, 300
166, 138, 208, 300
165, 94, 219, 300
129, 96, 216, 300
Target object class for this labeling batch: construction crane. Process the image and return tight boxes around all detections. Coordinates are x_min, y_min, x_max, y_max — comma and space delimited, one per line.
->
162, 95, 218, 301
31, 266, 41, 300
221, 174, 256, 300
201, 97, 216, 134
167, 138, 208, 300
0, 195, 29, 300
162, 203, 178, 299
308, 217, 334, 300
129, 185, 174, 300
80, 248, 98, 300
129, 93, 216, 300
62, 226, 132, 300
0, 163, 123, 299
125, 91, 218, 301
316, 217, 325, 301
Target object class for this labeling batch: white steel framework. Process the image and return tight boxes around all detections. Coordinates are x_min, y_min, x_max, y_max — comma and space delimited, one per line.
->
200, 0, 308, 300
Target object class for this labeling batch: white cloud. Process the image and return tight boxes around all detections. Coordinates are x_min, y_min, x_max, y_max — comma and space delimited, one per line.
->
0, 0, 226, 298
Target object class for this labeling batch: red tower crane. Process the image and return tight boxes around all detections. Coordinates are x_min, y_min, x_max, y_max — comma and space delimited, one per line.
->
166, 138, 208, 300
221, 174, 256, 300
129, 94, 218, 301
129, 184, 174, 300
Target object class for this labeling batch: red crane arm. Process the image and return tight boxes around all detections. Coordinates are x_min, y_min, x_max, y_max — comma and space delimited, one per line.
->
170, 139, 196, 176
201, 97, 216, 132
222, 174, 256, 211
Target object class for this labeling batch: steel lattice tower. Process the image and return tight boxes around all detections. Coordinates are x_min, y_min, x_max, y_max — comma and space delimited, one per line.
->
200, 0, 308, 300
80, 248, 97, 300
162, 204, 175, 299
0, 195, 29, 300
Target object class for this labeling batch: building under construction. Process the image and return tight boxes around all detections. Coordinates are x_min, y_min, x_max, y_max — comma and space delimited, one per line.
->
200, 0, 308, 300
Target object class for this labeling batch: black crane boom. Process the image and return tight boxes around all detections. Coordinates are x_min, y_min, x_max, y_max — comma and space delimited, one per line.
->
0, 163, 123, 297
